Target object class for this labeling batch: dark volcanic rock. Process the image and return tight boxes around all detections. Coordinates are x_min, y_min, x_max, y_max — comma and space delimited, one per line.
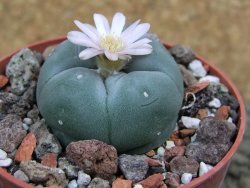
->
185, 117, 237, 164
0, 114, 27, 152
118, 154, 148, 182
66, 139, 118, 179
169, 156, 199, 177
169, 45, 196, 65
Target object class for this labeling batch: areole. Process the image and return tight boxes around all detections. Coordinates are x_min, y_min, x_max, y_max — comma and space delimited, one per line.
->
0, 37, 246, 188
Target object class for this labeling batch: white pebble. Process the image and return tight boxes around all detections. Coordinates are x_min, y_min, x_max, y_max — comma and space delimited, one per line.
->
227, 117, 233, 123
0, 149, 7, 160
208, 98, 221, 108
199, 75, 220, 83
199, 162, 213, 177
181, 116, 200, 129
191, 133, 197, 142
165, 141, 175, 149
0, 158, 12, 167
181, 173, 193, 184
134, 184, 143, 188
22, 123, 29, 131
188, 60, 207, 77
157, 146, 165, 157
23, 118, 33, 125
68, 179, 78, 188
77, 170, 91, 186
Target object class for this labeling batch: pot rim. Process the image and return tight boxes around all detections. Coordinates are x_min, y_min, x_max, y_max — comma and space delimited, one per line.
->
0, 37, 246, 188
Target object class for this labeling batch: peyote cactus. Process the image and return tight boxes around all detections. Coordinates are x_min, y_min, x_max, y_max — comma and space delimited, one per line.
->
36, 13, 184, 154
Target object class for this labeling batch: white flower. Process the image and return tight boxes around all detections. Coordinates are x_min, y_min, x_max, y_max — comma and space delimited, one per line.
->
67, 12, 152, 61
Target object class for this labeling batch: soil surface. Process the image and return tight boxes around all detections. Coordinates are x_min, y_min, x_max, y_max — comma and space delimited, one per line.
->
222, 104, 250, 188
0, 0, 250, 101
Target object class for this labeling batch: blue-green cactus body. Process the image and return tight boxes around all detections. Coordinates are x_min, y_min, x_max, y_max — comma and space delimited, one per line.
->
36, 34, 184, 154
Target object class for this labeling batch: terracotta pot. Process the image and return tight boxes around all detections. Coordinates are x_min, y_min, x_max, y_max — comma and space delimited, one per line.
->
0, 37, 246, 188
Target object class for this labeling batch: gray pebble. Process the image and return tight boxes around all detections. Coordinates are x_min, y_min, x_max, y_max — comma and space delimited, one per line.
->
87, 177, 110, 188
14, 170, 29, 182
58, 157, 79, 179
77, 170, 91, 186
68, 179, 78, 188
6, 48, 40, 95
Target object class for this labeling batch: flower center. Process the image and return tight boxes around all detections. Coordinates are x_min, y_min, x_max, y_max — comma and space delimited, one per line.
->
100, 34, 123, 53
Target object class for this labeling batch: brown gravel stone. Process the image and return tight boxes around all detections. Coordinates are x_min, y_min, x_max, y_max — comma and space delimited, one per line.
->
185, 81, 210, 94
112, 178, 132, 188
196, 108, 209, 119
160, 184, 168, 188
0, 75, 9, 88
215, 105, 231, 120
165, 172, 180, 188
169, 156, 199, 177
15, 132, 36, 162
179, 129, 196, 138
145, 158, 162, 167
41, 153, 58, 168
145, 150, 156, 157
164, 146, 186, 161
173, 139, 185, 146
20, 160, 67, 187
139, 173, 164, 188
179, 65, 198, 86
66, 139, 118, 179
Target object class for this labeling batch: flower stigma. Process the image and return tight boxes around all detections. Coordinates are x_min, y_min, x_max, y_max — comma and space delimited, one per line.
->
100, 34, 124, 53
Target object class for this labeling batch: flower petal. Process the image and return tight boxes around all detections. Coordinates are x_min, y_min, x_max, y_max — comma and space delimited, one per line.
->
125, 23, 150, 44
110, 12, 125, 36
119, 46, 152, 55
104, 50, 118, 61
74, 20, 99, 44
94, 13, 110, 35
121, 19, 140, 40
125, 38, 152, 49
67, 31, 99, 49
79, 48, 103, 60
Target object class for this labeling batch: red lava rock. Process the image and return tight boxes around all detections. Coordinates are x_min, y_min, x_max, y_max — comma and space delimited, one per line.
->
15, 132, 36, 162
0, 75, 9, 88
185, 81, 210, 94
139, 173, 164, 188
196, 108, 209, 119
215, 105, 231, 120
160, 184, 168, 188
169, 156, 199, 177
145, 158, 162, 167
173, 139, 185, 146
179, 129, 196, 138
66, 139, 118, 179
112, 178, 132, 188
170, 131, 180, 141
145, 150, 156, 157
41, 153, 58, 168
164, 146, 186, 161
165, 172, 180, 188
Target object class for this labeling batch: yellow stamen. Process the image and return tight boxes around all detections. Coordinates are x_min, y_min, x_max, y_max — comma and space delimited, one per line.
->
100, 34, 123, 53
